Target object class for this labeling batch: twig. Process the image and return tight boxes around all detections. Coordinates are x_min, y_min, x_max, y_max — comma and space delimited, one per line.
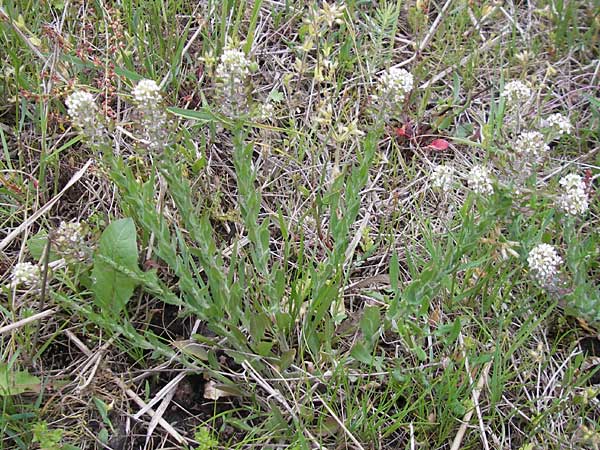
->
144, 387, 176, 450
0, 160, 93, 252
420, 29, 510, 89
134, 372, 186, 419
64, 330, 188, 445
313, 390, 366, 450
0, 308, 57, 335
242, 361, 328, 450
419, 0, 454, 52
450, 359, 492, 450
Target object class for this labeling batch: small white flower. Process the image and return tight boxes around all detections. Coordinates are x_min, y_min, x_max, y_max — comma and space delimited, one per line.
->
372, 67, 414, 120
66, 91, 105, 141
11, 262, 41, 289
216, 47, 251, 84
215, 46, 252, 116
527, 243, 562, 285
513, 131, 549, 161
542, 113, 573, 135
131, 79, 168, 151
501, 80, 531, 105
132, 79, 162, 106
66, 91, 97, 122
53, 221, 89, 261
430, 165, 455, 193
466, 165, 494, 196
377, 67, 414, 104
255, 101, 275, 122
557, 173, 589, 216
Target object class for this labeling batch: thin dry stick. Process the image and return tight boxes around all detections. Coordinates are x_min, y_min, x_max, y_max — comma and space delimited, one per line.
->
242, 361, 328, 450
0, 308, 57, 335
450, 361, 492, 450
313, 390, 366, 450
460, 336, 491, 450
113, 376, 187, 446
420, 29, 510, 90
144, 388, 176, 450
0, 160, 93, 252
418, 0, 454, 52
134, 372, 186, 419
76, 334, 121, 393
0, 7, 68, 82
64, 330, 188, 445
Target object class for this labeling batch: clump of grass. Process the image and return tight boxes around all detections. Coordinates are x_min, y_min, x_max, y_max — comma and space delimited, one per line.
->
0, 1, 598, 449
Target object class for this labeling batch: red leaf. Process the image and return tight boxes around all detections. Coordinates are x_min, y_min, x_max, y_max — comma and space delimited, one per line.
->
429, 138, 450, 151
395, 125, 409, 138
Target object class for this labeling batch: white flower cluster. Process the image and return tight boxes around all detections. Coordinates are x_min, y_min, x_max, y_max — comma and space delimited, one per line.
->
215, 46, 252, 117
557, 173, 589, 216
501, 80, 531, 105
378, 68, 414, 103
374, 67, 414, 119
466, 165, 494, 196
132, 79, 162, 106
254, 101, 275, 122
65, 91, 105, 143
430, 165, 455, 193
132, 79, 168, 152
527, 243, 562, 286
53, 221, 89, 261
11, 262, 41, 289
216, 47, 251, 83
513, 131, 549, 161
542, 113, 573, 136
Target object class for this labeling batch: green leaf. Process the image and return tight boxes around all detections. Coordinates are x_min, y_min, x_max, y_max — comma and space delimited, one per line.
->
91, 218, 139, 315
360, 306, 381, 344
350, 341, 374, 365
98, 428, 109, 444
27, 231, 58, 262
278, 349, 296, 371
168, 106, 219, 122
268, 89, 284, 103
0, 363, 41, 396
389, 253, 399, 292
93, 397, 114, 431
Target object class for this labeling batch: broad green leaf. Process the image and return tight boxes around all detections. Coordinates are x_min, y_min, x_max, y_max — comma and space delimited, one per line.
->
350, 341, 374, 365
172, 340, 209, 361
0, 363, 41, 396
27, 231, 58, 262
360, 305, 381, 344
91, 218, 139, 315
